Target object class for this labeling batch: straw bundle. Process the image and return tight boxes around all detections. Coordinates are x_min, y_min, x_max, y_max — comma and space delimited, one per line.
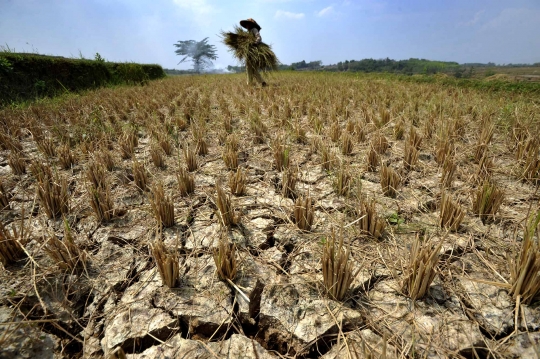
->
221, 26, 279, 72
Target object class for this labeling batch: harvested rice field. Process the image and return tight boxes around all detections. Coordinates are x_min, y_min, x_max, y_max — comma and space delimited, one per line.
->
1, 72, 540, 358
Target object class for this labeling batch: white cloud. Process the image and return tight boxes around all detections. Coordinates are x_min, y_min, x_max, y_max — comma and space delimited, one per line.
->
172, 0, 213, 14
459, 9, 485, 27
275, 10, 305, 19
317, 6, 334, 17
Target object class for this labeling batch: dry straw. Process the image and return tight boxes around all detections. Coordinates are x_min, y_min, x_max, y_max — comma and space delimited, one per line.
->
221, 26, 279, 72
177, 167, 195, 196
8, 151, 26, 175
183, 146, 198, 172
341, 132, 353, 155
132, 160, 149, 192
32, 162, 69, 219
150, 144, 165, 169
151, 236, 180, 288
45, 220, 86, 272
0, 181, 10, 210
213, 237, 238, 281
441, 157, 456, 188
0, 218, 28, 266
322, 229, 359, 301
439, 191, 464, 231
150, 182, 175, 228
57, 143, 76, 170
472, 181, 504, 224
272, 137, 290, 171
380, 164, 401, 198
216, 182, 239, 227
335, 165, 351, 197
229, 167, 246, 196
366, 147, 379, 172
401, 234, 443, 300
509, 211, 540, 304
356, 198, 386, 239
294, 194, 314, 231
281, 168, 298, 199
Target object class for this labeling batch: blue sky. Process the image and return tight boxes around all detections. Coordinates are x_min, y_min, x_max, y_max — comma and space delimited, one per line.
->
1, 0, 539, 70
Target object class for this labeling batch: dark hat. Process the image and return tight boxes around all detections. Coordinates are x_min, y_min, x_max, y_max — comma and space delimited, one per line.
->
240, 18, 261, 31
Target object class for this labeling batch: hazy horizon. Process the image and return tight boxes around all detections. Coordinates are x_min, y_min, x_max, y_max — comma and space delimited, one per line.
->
1, 0, 539, 70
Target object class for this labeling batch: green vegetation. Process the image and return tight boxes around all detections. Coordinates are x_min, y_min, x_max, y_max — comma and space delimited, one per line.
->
0, 52, 165, 106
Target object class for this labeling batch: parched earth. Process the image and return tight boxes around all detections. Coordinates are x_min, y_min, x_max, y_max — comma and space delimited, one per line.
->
1, 73, 539, 358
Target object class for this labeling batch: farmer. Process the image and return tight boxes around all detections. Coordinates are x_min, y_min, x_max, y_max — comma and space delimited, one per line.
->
240, 18, 267, 87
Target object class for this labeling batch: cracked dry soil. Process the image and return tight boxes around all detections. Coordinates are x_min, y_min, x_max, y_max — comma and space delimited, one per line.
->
1, 72, 540, 358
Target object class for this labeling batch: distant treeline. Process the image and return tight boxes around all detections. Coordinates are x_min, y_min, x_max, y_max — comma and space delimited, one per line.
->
224, 58, 540, 76
0, 52, 165, 106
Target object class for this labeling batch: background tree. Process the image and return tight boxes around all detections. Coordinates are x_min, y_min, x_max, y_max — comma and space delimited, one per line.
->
174, 38, 218, 73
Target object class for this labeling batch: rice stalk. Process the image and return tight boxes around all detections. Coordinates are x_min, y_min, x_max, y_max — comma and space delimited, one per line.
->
177, 167, 195, 196
357, 198, 385, 239
216, 182, 239, 227
509, 210, 540, 304
229, 167, 246, 196
380, 165, 401, 198
8, 151, 26, 175
150, 182, 175, 228
151, 237, 180, 288
322, 228, 359, 301
0, 218, 28, 266
213, 237, 238, 281
439, 191, 464, 231
281, 167, 298, 199
401, 233, 442, 300
32, 162, 69, 219
183, 146, 198, 172
294, 194, 314, 231
472, 181, 504, 224
45, 220, 86, 272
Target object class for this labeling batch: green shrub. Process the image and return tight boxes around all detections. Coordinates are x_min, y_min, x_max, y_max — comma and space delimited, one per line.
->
0, 53, 165, 106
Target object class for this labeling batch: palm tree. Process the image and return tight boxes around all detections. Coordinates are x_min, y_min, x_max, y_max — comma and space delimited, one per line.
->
174, 38, 218, 73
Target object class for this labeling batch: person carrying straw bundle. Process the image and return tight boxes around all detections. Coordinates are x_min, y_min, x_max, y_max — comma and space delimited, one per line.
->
221, 18, 279, 87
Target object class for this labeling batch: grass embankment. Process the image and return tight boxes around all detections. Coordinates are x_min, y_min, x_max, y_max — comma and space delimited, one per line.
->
0, 52, 165, 107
